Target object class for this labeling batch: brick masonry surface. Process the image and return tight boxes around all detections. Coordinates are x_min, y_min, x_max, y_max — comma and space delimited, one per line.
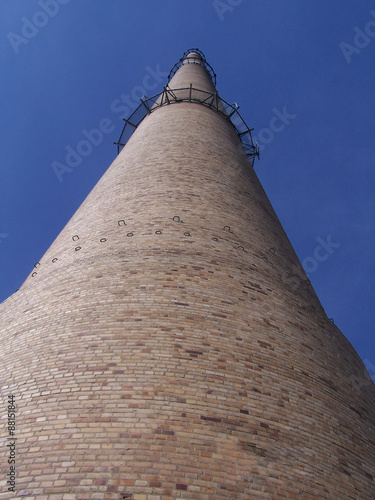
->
0, 52, 374, 499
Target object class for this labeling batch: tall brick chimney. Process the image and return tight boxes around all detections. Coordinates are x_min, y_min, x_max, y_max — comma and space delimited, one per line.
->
1, 49, 374, 499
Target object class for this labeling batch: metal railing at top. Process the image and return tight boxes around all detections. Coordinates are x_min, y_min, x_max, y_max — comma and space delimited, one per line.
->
167, 48, 217, 86
115, 84, 260, 167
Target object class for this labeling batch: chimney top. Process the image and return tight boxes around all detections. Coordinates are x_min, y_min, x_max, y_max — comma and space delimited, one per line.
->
168, 48, 217, 86
185, 51, 203, 61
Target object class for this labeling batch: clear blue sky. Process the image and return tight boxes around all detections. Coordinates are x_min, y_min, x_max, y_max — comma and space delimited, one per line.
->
1, 0, 374, 381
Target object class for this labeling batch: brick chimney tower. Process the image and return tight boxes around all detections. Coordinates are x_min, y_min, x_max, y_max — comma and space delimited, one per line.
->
1, 49, 374, 499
